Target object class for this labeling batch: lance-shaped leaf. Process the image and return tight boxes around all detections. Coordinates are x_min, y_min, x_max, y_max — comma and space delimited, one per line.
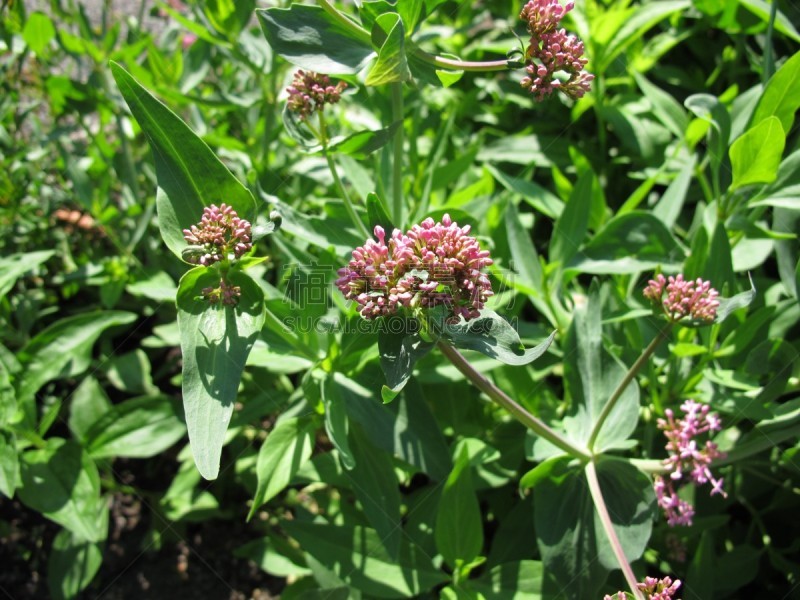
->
257, 5, 375, 74
533, 458, 654, 599
440, 310, 556, 366
730, 116, 785, 191
249, 416, 316, 519
366, 13, 411, 86
111, 62, 256, 260
177, 268, 265, 479
435, 446, 483, 567
18, 438, 108, 543
378, 317, 435, 403
15, 311, 136, 427
562, 284, 639, 452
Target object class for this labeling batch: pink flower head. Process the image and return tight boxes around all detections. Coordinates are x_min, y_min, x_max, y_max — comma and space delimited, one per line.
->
643, 274, 719, 324
182, 203, 252, 266
519, 0, 594, 101
605, 576, 682, 600
286, 70, 347, 120
202, 278, 242, 306
654, 400, 726, 527
637, 576, 681, 600
335, 215, 494, 321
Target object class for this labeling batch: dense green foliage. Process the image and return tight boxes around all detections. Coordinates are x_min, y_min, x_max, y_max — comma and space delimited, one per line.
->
1, 0, 799, 598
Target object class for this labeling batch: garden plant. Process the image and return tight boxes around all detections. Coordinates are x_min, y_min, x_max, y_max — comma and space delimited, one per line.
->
1, 0, 800, 598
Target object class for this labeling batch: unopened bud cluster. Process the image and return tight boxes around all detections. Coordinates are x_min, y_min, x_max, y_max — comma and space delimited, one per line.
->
643, 274, 719, 323
604, 576, 682, 600
519, 0, 594, 100
655, 400, 726, 527
286, 70, 347, 120
336, 215, 494, 321
183, 203, 252, 266
202, 279, 242, 307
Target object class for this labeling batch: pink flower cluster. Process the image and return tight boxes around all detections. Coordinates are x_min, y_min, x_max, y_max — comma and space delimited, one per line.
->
336, 215, 494, 321
643, 274, 719, 323
519, 0, 594, 101
286, 70, 347, 120
202, 278, 241, 307
655, 400, 726, 527
183, 203, 252, 266
604, 576, 681, 600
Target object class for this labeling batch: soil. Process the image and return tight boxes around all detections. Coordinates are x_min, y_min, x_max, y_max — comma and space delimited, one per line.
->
0, 459, 285, 600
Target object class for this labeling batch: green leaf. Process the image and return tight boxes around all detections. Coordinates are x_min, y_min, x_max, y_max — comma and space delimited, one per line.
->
257, 5, 375, 74
18, 439, 107, 542
234, 535, 311, 578
321, 375, 355, 469
436, 446, 483, 567
470, 560, 543, 599
534, 460, 655, 599
22, 12, 56, 54
111, 62, 256, 260
715, 274, 756, 323
329, 121, 402, 158
520, 454, 572, 490
84, 395, 186, 459
550, 171, 595, 267
487, 165, 563, 219
750, 50, 800, 133
68, 377, 112, 442
685, 93, 731, 175
0, 250, 54, 302
652, 155, 696, 230
378, 319, 435, 401
703, 222, 735, 297
597, 1, 691, 72
47, 529, 103, 600
249, 416, 316, 519
346, 424, 402, 559
335, 374, 452, 480
0, 430, 19, 498
750, 148, 800, 209
178, 268, 265, 480
633, 72, 688, 139
730, 116, 785, 190
568, 211, 683, 275
0, 354, 15, 428
440, 310, 556, 366
366, 191, 395, 233
397, 0, 423, 32
563, 284, 639, 451
284, 521, 448, 597
16, 311, 136, 427
366, 13, 411, 86
504, 201, 543, 291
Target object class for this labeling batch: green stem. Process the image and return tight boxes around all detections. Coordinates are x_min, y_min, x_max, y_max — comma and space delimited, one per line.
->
391, 83, 405, 225
318, 112, 370, 239
587, 324, 672, 452
763, 0, 778, 82
585, 461, 646, 600
437, 341, 592, 461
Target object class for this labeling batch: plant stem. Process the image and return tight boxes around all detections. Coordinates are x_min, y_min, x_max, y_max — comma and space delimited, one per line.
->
437, 341, 592, 461
318, 112, 370, 239
585, 460, 646, 600
587, 324, 672, 452
391, 83, 405, 225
